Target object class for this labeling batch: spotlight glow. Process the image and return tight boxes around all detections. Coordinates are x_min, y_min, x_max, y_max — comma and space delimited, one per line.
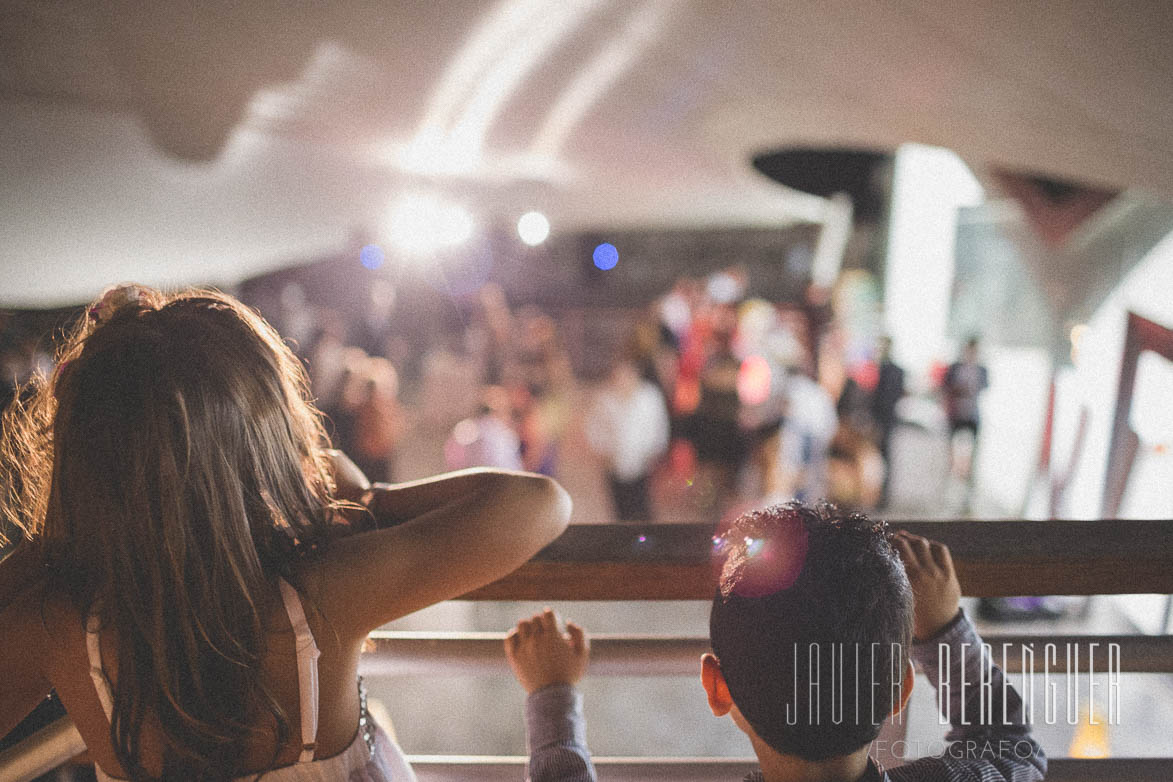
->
593, 242, 618, 270
360, 245, 385, 270
387, 192, 475, 256
517, 211, 550, 245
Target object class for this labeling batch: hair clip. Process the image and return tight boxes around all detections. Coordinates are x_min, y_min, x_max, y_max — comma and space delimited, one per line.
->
88, 284, 149, 325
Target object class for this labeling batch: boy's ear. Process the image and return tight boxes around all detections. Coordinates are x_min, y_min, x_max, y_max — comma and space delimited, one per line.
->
701, 653, 734, 717
890, 659, 915, 719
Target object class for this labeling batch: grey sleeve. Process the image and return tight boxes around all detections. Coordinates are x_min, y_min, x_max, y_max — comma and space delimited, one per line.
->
524, 684, 597, 782
894, 609, 1046, 781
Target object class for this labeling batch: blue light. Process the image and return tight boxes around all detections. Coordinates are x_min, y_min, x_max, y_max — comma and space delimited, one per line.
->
592, 242, 618, 270
360, 244, 385, 270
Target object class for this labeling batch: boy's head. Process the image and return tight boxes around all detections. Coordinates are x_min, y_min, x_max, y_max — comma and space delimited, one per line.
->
705, 502, 913, 761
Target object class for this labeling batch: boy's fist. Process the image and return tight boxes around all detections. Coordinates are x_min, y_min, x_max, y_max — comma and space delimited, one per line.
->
505, 608, 590, 694
893, 531, 962, 641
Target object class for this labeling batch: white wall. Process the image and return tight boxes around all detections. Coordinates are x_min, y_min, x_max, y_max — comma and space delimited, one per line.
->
1060, 229, 1173, 521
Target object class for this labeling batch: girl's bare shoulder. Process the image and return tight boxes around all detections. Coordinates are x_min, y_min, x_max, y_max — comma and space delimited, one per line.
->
4, 584, 85, 669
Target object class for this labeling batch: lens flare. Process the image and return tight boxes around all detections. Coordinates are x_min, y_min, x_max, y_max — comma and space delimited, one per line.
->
713, 511, 810, 599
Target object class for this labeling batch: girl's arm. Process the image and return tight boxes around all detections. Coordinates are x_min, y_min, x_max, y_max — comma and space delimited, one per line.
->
307, 469, 571, 641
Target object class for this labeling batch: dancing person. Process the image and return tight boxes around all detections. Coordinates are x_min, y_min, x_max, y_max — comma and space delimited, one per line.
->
345, 357, 404, 483
773, 369, 838, 504
871, 336, 905, 509
585, 356, 670, 521
688, 316, 746, 514
445, 386, 525, 471
943, 336, 988, 510
0, 285, 572, 781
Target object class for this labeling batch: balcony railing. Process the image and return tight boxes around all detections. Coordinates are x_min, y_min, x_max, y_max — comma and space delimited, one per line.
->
3, 519, 1172, 782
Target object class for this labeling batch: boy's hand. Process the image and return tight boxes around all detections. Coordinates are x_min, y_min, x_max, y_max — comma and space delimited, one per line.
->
893, 531, 961, 640
505, 608, 589, 694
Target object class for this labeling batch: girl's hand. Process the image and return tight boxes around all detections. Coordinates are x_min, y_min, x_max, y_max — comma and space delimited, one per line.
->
505, 608, 589, 694
324, 449, 371, 502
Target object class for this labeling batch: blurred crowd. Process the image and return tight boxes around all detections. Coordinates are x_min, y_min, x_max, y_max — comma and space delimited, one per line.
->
0, 271, 988, 525
259, 267, 946, 524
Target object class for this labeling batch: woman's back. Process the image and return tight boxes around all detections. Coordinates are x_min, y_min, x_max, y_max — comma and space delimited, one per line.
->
0, 285, 572, 780
15, 567, 409, 780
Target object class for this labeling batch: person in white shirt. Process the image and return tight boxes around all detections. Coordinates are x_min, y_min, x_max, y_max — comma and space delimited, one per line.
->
774, 369, 839, 503
444, 385, 525, 471
586, 357, 670, 521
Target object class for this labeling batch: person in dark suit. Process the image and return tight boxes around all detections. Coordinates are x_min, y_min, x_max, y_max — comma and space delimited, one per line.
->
871, 336, 905, 509
943, 336, 989, 509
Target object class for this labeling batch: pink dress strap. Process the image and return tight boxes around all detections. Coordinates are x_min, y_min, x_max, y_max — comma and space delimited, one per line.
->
85, 615, 115, 721
277, 578, 321, 763
84, 583, 328, 776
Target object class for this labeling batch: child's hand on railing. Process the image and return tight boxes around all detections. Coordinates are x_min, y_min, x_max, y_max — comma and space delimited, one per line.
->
893, 531, 962, 641
505, 608, 590, 694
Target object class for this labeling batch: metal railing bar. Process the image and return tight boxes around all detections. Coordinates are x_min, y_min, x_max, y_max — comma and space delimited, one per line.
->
0, 718, 85, 782
406, 755, 1173, 782
362, 632, 1173, 676
6, 723, 1173, 782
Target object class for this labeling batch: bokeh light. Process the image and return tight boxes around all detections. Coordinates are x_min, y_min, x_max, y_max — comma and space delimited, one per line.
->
517, 211, 550, 246
737, 354, 772, 405
360, 244, 385, 270
593, 242, 619, 270
452, 418, 479, 446
387, 192, 475, 256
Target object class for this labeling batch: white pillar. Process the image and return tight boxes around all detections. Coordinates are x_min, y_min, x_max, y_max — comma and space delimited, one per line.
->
883, 144, 983, 381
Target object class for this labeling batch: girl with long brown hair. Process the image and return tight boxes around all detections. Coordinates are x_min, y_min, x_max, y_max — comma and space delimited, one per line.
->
0, 285, 571, 781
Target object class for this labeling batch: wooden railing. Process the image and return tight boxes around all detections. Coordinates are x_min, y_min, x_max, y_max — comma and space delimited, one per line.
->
3, 519, 1173, 782
464, 519, 1173, 599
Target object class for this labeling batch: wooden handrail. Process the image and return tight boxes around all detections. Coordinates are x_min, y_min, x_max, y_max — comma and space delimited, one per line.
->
461, 520, 1173, 600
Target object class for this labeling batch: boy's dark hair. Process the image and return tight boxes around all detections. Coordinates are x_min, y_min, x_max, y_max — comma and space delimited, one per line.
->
710, 502, 912, 761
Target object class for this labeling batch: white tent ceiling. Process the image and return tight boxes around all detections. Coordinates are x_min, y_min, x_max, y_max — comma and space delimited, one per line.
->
2, 0, 1172, 307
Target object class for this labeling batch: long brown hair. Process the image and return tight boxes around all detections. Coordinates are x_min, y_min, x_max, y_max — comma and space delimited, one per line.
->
0, 286, 342, 780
